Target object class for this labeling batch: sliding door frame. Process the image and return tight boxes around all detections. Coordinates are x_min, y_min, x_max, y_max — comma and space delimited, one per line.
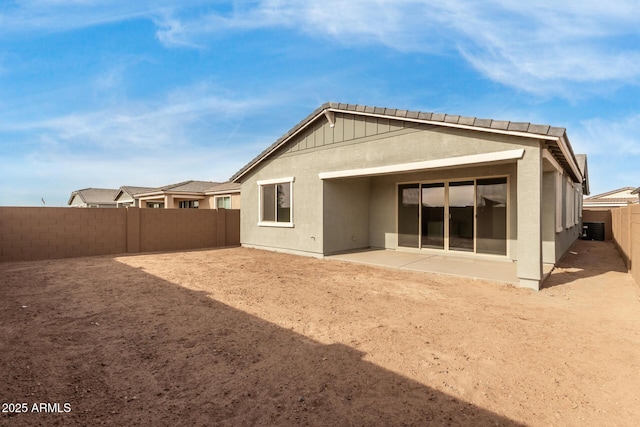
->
396, 174, 510, 257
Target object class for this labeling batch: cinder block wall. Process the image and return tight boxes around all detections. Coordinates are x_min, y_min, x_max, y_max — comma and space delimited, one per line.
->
611, 205, 640, 286
140, 209, 218, 253
0, 207, 127, 262
0, 207, 240, 262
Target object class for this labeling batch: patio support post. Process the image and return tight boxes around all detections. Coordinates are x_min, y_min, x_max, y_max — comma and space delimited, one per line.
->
517, 145, 543, 290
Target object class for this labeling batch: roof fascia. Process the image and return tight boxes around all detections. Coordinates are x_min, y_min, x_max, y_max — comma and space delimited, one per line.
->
233, 106, 575, 182
134, 190, 163, 198
67, 192, 79, 205
232, 109, 327, 182
204, 189, 241, 195
556, 134, 583, 183
136, 190, 207, 198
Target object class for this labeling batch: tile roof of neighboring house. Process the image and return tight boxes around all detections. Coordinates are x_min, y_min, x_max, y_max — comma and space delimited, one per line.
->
68, 188, 119, 206
231, 102, 584, 184
158, 180, 221, 193
583, 187, 639, 206
115, 186, 158, 200
121, 186, 157, 196
205, 181, 241, 193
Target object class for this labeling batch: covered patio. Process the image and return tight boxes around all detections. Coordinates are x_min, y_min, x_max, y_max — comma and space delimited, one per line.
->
326, 248, 555, 285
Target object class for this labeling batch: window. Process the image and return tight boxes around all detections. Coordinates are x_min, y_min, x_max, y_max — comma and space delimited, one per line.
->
147, 202, 164, 209
555, 172, 563, 233
574, 186, 581, 225
215, 196, 231, 209
178, 200, 199, 209
258, 177, 294, 227
565, 179, 576, 229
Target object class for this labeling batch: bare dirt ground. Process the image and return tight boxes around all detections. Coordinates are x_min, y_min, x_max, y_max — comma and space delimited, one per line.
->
1, 240, 640, 426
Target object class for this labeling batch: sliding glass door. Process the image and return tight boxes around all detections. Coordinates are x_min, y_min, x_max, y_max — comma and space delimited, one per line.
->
476, 178, 508, 255
398, 184, 420, 248
448, 181, 475, 252
421, 183, 445, 249
397, 178, 508, 255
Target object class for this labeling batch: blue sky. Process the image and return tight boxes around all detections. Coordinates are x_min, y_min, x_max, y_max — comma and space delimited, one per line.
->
1, 0, 639, 206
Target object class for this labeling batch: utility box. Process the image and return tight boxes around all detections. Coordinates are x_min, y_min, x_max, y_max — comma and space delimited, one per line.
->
582, 222, 605, 241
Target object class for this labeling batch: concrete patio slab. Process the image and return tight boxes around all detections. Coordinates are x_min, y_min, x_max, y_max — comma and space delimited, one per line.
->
326, 249, 555, 285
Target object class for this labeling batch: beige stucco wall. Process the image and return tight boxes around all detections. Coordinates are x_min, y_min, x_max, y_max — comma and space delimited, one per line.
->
69, 194, 84, 207
203, 193, 241, 210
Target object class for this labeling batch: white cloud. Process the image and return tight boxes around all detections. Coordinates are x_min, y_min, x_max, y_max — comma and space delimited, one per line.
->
568, 113, 640, 195
1, 82, 268, 151
0, 82, 276, 206
3, 1, 639, 95
151, 0, 640, 96
572, 114, 640, 156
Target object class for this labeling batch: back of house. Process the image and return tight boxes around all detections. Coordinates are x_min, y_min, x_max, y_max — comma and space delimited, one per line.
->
231, 102, 588, 290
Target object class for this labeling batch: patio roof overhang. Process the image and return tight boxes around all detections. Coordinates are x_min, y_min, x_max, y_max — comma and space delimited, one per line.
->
318, 149, 525, 180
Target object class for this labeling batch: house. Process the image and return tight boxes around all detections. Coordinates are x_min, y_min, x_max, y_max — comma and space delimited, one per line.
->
67, 188, 119, 208
583, 187, 639, 209
205, 181, 242, 209
114, 186, 157, 207
135, 180, 241, 209
231, 102, 589, 290
582, 187, 639, 241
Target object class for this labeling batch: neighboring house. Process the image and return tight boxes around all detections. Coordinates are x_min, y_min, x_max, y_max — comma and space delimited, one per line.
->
583, 187, 639, 209
136, 180, 241, 209
582, 187, 638, 241
205, 181, 242, 209
67, 188, 119, 208
114, 186, 157, 208
231, 102, 589, 290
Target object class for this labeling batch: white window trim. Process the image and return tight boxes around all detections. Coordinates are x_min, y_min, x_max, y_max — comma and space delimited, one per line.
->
214, 195, 232, 209
578, 187, 583, 219
555, 171, 563, 233
574, 186, 580, 225
257, 177, 294, 227
565, 178, 577, 229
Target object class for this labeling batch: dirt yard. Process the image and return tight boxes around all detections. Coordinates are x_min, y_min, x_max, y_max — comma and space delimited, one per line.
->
1, 240, 639, 426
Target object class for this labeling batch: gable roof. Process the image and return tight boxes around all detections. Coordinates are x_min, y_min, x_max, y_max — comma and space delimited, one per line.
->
114, 186, 158, 201
205, 181, 241, 194
583, 187, 639, 206
230, 102, 584, 184
134, 180, 221, 198
67, 188, 119, 206
159, 180, 220, 192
